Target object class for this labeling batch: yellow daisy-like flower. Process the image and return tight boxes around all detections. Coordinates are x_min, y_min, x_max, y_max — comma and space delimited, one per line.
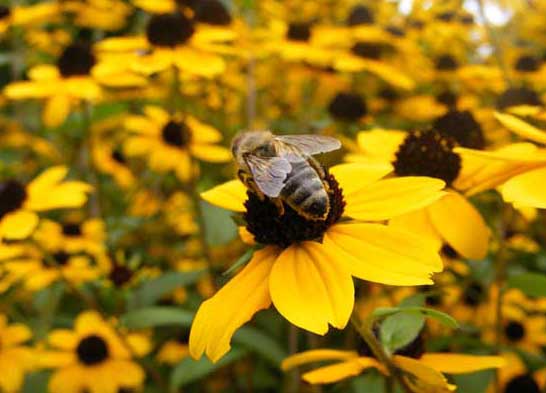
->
33, 218, 106, 255
123, 106, 231, 182
92, 140, 135, 189
39, 311, 150, 393
189, 163, 446, 362
163, 192, 199, 236
60, 0, 132, 31
4, 43, 101, 128
156, 332, 190, 365
95, 10, 231, 79
281, 348, 504, 391
0, 166, 91, 240
347, 128, 501, 260
0, 314, 34, 393
0, 3, 58, 34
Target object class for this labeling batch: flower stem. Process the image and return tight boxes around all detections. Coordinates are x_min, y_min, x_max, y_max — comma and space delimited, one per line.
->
350, 310, 414, 393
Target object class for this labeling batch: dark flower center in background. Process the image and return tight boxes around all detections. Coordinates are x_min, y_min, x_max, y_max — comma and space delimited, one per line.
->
385, 25, 405, 37
436, 11, 455, 22
62, 222, 82, 236
504, 375, 540, 393
286, 22, 311, 42
351, 42, 382, 60
0, 180, 27, 219
0, 6, 11, 20
244, 172, 344, 248
504, 320, 525, 342
497, 87, 542, 110
462, 281, 485, 307
195, 0, 232, 25
146, 13, 195, 47
52, 251, 70, 266
328, 92, 367, 121
419, 285, 443, 306
109, 264, 133, 287
393, 131, 461, 186
435, 55, 459, 71
57, 43, 96, 78
378, 87, 399, 102
111, 148, 127, 164
408, 19, 425, 29
77, 335, 109, 365
435, 91, 458, 108
441, 244, 459, 259
347, 5, 374, 26
515, 55, 540, 72
176, 330, 190, 343
459, 13, 474, 24
161, 120, 192, 148
433, 110, 485, 149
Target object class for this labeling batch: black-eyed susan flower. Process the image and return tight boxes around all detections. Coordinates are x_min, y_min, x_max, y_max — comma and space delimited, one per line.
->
189, 162, 447, 362
163, 192, 198, 236
123, 106, 231, 182
33, 218, 106, 255
0, 166, 91, 240
156, 331, 189, 365
39, 311, 150, 393
91, 141, 135, 189
493, 352, 546, 393
0, 314, 34, 392
0, 3, 58, 34
4, 43, 101, 128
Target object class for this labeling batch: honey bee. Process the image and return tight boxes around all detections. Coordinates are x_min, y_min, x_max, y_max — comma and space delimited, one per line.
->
231, 131, 341, 221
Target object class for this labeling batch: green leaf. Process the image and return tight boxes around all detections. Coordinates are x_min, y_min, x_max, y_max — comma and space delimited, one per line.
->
380, 310, 425, 354
120, 307, 194, 329
127, 270, 204, 309
170, 348, 247, 388
372, 307, 458, 329
508, 272, 546, 297
233, 326, 287, 366
352, 370, 385, 393
223, 248, 255, 276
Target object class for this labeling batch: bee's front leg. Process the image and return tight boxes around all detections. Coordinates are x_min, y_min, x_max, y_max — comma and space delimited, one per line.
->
272, 198, 285, 216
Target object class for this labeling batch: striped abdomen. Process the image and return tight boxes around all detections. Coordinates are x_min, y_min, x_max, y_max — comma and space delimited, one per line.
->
280, 160, 329, 220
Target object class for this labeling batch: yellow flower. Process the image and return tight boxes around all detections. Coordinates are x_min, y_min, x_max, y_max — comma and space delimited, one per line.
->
189, 163, 446, 362
39, 311, 150, 393
493, 352, 546, 393
0, 3, 58, 34
0, 314, 34, 392
163, 192, 199, 236
91, 140, 135, 189
156, 334, 189, 365
4, 43, 102, 128
123, 106, 231, 181
33, 218, 106, 255
60, 0, 132, 31
281, 348, 504, 391
0, 166, 91, 240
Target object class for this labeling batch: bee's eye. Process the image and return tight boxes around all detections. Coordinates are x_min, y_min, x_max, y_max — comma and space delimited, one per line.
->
255, 144, 275, 157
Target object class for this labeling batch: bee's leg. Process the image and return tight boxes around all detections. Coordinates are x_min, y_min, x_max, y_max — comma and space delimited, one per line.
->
272, 198, 285, 216
238, 170, 266, 201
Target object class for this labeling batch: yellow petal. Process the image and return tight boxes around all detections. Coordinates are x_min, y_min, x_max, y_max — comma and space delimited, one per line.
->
190, 144, 232, 162
0, 210, 39, 240
189, 247, 277, 363
419, 354, 505, 374
494, 112, 546, 144
28, 64, 60, 81
186, 116, 223, 143
393, 355, 455, 393
27, 166, 68, 194
201, 180, 247, 212
173, 48, 226, 77
26, 182, 92, 211
269, 241, 354, 335
132, 0, 176, 13
389, 208, 443, 250
96, 36, 148, 52
329, 163, 392, 198
48, 329, 79, 350
354, 129, 406, 162
501, 167, 546, 209
43, 95, 71, 128
427, 192, 490, 260
282, 349, 357, 371
345, 177, 445, 221
324, 223, 442, 285
302, 358, 381, 384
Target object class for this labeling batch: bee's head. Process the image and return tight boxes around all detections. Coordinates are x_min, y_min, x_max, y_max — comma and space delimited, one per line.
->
231, 131, 273, 159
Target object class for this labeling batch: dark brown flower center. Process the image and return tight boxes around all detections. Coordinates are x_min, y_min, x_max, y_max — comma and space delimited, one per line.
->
432, 110, 485, 149
328, 92, 367, 121
161, 121, 192, 148
146, 13, 195, 48
109, 264, 133, 287
378, 88, 399, 102
385, 25, 405, 37
505, 375, 540, 393
462, 281, 485, 307
57, 43, 96, 78
435, 11, 455, 22
504, 320, 525, 342
243, 172, 344, 248
0, 6, 11, 20
351, 42, 382, 60
435, 90, 458, 108
286, 22, 311, 42
195, 0, 231, 26
62, 223, 82, 236
435, 55, 459, 71
111, 148, 127, 164
459, 13, 474, 24
497, 87, 542, 109
346, 5, 374, 26
77, 335, 109, 365
0, 180, 27, 219
515, 55, 540, 72
52, 251, 70, 266
393, 131, 461, 186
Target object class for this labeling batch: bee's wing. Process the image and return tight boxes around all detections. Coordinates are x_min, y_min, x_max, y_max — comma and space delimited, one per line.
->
275, 135, 341, 159
245, 155, 292, 198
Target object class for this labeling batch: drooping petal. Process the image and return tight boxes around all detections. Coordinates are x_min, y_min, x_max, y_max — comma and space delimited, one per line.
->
344, 177, 445, 221
329, 163, 392, 198
389, 208, 443, 251
189, 247, 278, 363
419, 354, 505, 374
324, 223, 442, 286
43, 95, 71, 128
201, 180, 247, 212
302, 358, 382, 384
0, 210, 39, 240
269, 241, 354, 335
427, 192, 490, 260
501, 167, 546, 209
282, 349, 358, 371
494, 112, 546, 144
393, 355, 455, 393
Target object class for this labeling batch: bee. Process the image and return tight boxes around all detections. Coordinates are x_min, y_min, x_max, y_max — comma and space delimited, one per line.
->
231, 131, 341, 221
